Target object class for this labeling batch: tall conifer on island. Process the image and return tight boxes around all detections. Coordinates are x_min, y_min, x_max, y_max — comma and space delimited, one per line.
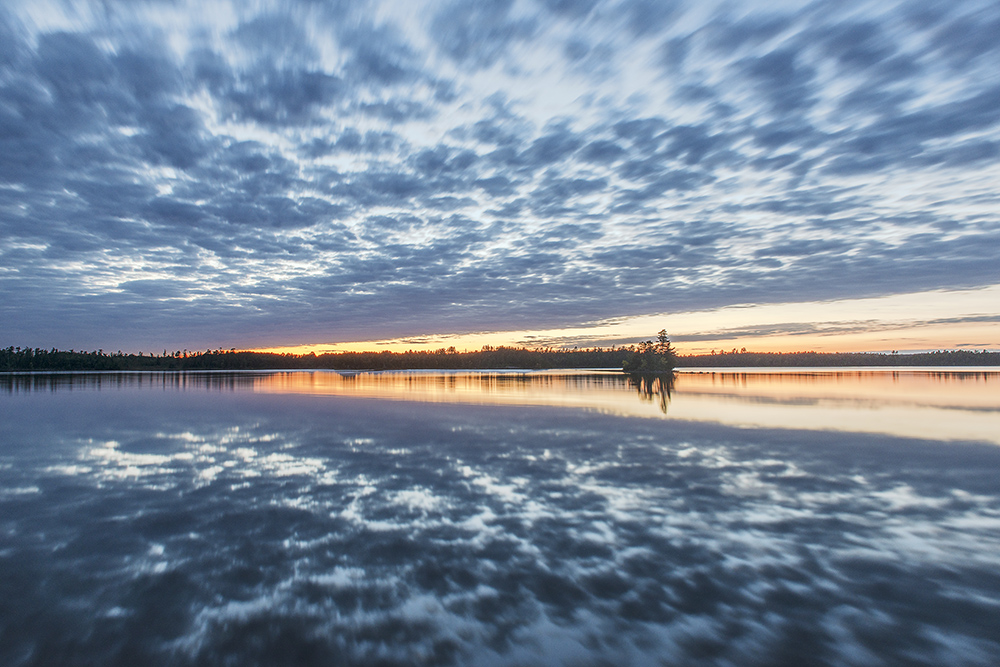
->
622, 330, 676, 373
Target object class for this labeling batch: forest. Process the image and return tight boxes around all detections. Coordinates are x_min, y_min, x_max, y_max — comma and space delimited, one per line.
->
1, 344, 996, 371
0, 345, 638, 371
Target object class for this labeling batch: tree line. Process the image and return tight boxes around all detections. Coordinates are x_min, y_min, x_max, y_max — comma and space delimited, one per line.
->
2, 344, 995, 372
0, 345, 640, 372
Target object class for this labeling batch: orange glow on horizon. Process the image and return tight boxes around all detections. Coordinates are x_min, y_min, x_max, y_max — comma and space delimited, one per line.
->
250, 285, 1000, 356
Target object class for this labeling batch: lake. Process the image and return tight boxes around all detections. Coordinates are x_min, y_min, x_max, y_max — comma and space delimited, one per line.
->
2, 368, 999, 666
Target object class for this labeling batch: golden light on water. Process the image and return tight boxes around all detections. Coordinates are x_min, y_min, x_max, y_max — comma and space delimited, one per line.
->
671, 369, 1000, 444
11, 368, 995, 445
244, 368, 1000, 445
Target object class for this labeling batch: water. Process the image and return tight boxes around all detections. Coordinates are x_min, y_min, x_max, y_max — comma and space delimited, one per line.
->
2, 369, 999, 666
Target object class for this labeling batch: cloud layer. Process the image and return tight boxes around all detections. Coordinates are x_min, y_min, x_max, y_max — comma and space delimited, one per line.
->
2, 0, 999, 349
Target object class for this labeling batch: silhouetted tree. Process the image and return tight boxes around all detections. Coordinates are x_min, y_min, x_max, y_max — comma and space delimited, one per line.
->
622, 330, 676, 373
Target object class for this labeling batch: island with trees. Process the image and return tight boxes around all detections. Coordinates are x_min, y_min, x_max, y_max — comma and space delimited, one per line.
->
622, 330, 676, 373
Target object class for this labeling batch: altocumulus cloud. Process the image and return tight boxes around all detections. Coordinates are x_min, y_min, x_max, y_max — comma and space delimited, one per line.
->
1, 0, 998, 350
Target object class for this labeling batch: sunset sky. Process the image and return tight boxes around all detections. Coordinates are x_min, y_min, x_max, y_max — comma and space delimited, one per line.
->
1, 0, 998, 354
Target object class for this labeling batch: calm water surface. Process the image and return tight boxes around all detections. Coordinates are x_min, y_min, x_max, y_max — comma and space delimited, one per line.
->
2, 369, 999, 666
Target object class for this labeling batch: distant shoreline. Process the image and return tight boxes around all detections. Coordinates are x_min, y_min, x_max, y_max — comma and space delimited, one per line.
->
2, 345, 997, 371
678, 350, 1000, 367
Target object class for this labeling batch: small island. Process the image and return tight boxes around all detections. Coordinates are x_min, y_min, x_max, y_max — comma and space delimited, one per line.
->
621, 330, 676, 373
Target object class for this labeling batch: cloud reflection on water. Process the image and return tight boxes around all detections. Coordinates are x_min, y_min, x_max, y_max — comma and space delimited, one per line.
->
1, 373, 999, 665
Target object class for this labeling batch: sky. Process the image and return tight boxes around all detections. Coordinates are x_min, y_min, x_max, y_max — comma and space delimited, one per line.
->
1, 0, 998, 355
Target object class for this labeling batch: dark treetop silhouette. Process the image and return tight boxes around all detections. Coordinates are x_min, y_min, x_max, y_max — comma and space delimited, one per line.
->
1, 339, 997, 372
622, 330, 676, 373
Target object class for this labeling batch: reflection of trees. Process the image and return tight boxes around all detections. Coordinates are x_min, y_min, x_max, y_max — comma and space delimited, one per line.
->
626, 372, 676, 414
0, 371, 264, 394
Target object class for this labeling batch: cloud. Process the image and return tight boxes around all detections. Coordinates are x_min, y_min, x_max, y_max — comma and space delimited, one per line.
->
432, 0, 537, 68
0, 0, 999, 350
